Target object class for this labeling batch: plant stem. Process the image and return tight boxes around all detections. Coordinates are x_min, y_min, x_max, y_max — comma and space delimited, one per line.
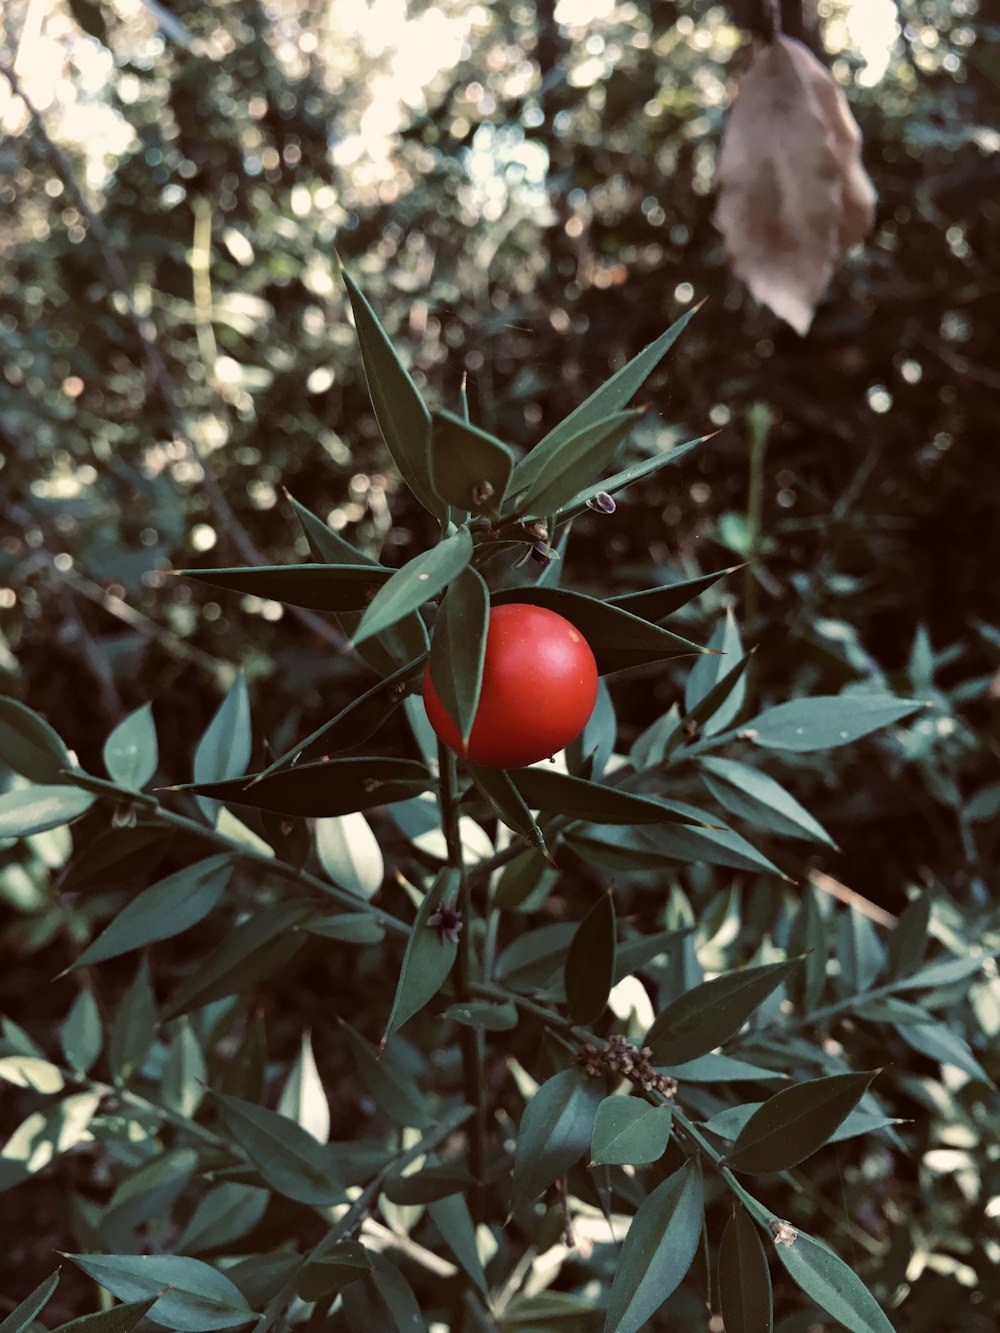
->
437, 743, 488, 1205
744, 402, 771, 628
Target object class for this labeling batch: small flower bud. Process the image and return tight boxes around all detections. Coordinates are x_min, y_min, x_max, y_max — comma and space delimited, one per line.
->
586, 491, 616, 514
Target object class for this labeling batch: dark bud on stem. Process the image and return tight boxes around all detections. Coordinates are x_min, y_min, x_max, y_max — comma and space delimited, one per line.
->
585, 491, 616, 514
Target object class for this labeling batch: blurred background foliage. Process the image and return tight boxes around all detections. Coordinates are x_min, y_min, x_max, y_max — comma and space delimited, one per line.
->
1, 0, 1000, 1318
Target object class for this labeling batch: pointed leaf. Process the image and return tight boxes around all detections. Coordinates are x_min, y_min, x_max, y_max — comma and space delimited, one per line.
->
0, 1271, 60, 1333
428, 1194, 488, 1297
103, 704, 158, 790
286, 492, 377, 565
315, 811, 385, 899
703, 1103, 903, 1145
61, 988, 103, 1076
515, 410, 643, 518
211, 1090, 344, 1205
429, 566, 489, 743
0, 785, 94, 839
511, 1068, 602, 1210
700, 757, 836, 847
684, 608, 745, 734
108, 962, 157, 1084
278, 1031, 330, 1142
723, 1070, 879, 1174
0, 1056, 63, 1094
382, 869, 460, 1043
512, 304, 700, 496
888, 894, 931, 978
175, 755, 432, 818
72, 855, 233, 969
611, 566, 741, 622
603, 1159, 704, 1333
510, 767, 703, 827
897, 1023, 993, 1085
429, 407, 513, 517
295, 1243, 372, 1302
165, 902, 313, 1017
180, 563, 390, 611
383, 1163, 478, 1204
162, 1016, 207, 1118
773, 1228, 895, 1333
0, 698, 71, 783
353, 528, 472, 646
178, 1183, 270, 1255
562, 431, 714, 517
467, 763, 546, 849
341, 265, 443, 519
66, 1255, 253, 1332
49, 1296, 162, 1332
492, 585, 705, 674
340, 1021, 431, 1127
193, 677, 251, 822
645, 959, 802, 1065
719, 1208, 773, 1333
590, 1097, 673, 1167
565, 890, 616, 1024
443, 1000, 518, 1031
742, 695, 926, 752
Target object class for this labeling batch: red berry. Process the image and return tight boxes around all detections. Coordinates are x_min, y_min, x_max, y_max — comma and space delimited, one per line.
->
422, 603, 599, 769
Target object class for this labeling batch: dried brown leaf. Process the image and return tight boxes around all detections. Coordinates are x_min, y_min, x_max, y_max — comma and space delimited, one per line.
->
714, 36, 876, 335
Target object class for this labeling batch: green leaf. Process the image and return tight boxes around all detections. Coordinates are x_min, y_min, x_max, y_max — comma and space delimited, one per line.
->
719, 1208, 773, 1333
211, 1090, 345, 1206
59, 825, 172, 893
66, 1296, 163, 1333
353, 528, 472, 646
71, 854, 234, 969
340, 265, 443, 520
66, 1255, 253, 1332
655, 1053, 786, 1082
492, 586, 705, 674
773, 1228, 895, 1333
513, 304, 700, 496
723, 1070, 879, 1173
645, 960, 802, 1066
165, 902, 313, 1018
295, 1243, 372, 1302
193, 676, 251, 823
108, 961, 158, 1084
428, 1194, 488, 1297
610, 566, 741, 622
562, 431, 713, 517
103, 704, 158, 790
286, 492, 378, 566
179, 563, 390, 611
60, 988, 103, 1076
603, 1158, 704, 1333
175, 756, 432, 818
178, 1183, 270, 1255
897, 1022, 994, 1084
277, 1030, 330, 1142
467, 763, 546, 850
684, 608, 745, 734
492, 847, 558, 911
429, 566, 489, 742
742, 695, 926, 752
788, 883, 827, 1012
0, 1270, 60, 1333
565, 889, 616, 1024
888, 893, 931, 978
838, 905, 886, 995
0, 697, 71, 784
511, 1068, 602, 1210
162, 1017, 207, 1118
443, 1000, 518, 1031
514, 410, 643, 517
699, 757, 836, 847
496, 923, 576, 994
382, 868, 460, 1044
383, 1163, 478, 1204
0, 1054, 64, 1094
99, 1148, 197, 1247
340, 1022, 431, 1127
509, 767, 703, 827
0, 784, 94, 839
429, 407, 514, 517
703, 1103, 904, 1145
49, 1296, 162, 1332
892, 952, 996, 991
590, 1097, 673, 1166
637, 819, 787, 877
343, 1252, 423, 1333
315, 811, 385, 899
304, 913, 386, 945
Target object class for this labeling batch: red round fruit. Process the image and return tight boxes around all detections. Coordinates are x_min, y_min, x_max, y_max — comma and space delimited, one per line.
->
422, 603, 599, 769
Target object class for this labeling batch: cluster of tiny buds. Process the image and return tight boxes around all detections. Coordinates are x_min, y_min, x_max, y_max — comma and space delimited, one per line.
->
769, 1218, 798, 1248
575, 1035, 678, 1099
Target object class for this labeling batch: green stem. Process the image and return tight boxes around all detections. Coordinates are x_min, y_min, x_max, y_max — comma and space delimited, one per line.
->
744, 402, 771, 628
438, 743, 488, 1203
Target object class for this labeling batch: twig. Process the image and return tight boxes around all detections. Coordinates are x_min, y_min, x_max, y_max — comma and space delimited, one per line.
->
809, 869, 897, 928
754, 0, 782, 43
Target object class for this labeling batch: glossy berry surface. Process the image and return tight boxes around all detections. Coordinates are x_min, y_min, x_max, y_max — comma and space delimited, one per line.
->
422, 603, 599, 769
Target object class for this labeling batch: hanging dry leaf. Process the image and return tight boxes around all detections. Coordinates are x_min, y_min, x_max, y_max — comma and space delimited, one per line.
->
714, 36, 876, 335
